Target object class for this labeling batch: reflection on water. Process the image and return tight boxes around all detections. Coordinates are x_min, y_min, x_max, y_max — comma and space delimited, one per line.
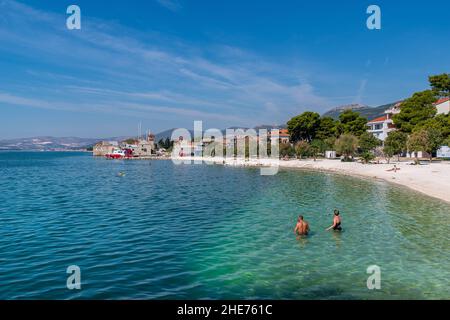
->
330, 230, 342, 249
0, 152, 449, 299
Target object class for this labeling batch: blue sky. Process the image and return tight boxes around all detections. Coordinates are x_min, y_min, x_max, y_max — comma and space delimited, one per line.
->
0, 0, 449, 139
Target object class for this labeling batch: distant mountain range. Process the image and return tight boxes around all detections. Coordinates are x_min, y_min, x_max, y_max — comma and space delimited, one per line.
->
0, 102, 399, 150
0, 126, 288, 151
322, 102, 400, 120
0, 136, 129, 151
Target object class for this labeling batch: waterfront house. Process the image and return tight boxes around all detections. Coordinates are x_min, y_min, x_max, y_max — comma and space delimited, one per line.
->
278, 129, 290, 144
367, 115, 394, 141
366, 103, 401, 141
434, 97, 450, 115
365, 102, 429, 158
266, 128, 290, 143
434, 97, 450, 157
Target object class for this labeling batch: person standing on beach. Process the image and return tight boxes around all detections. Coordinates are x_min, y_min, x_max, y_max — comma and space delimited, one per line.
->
326, 210, 342, 231
294, 215, 310, 236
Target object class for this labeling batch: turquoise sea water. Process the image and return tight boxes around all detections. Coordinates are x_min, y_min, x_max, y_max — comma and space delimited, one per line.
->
0, 151, 449, 299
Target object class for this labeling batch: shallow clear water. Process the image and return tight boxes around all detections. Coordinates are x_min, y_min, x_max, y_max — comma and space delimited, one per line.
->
0, 152, 449, 299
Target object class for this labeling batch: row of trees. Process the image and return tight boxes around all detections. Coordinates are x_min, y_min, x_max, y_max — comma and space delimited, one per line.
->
157, 138, 173, 151
284, 73, 450, 163
387, 73, 450, 162
287, 109, 369, 143
280, 132, 380, 163
284, 108, 380, 162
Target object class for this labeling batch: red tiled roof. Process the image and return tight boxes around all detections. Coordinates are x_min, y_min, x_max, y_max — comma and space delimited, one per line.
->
268, 129, 289, 135
367, 115, 388, 123
434, 97, 450, 105
278, 129, 289, 138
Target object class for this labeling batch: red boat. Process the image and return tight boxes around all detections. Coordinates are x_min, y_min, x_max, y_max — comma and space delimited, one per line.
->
106, 148, 133, 159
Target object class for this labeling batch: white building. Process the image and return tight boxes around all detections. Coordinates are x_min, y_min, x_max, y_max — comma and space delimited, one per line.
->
325, 151, 337, 159
437, 146, 450, 158
367, 103, 401, 141
435, 97, 450, 115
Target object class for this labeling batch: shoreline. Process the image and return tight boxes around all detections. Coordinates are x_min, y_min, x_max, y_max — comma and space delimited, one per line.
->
172, 156, 450, 204
6, 151, 447, 204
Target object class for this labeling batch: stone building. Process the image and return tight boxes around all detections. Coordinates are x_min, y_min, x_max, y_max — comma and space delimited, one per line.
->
121, 133, 155, 157
93, 141, 118, 156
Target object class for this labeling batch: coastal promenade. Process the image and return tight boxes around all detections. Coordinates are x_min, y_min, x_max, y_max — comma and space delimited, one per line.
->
172, 156, 450, 204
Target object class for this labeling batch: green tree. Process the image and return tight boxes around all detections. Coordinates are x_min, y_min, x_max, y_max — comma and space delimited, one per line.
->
316, 116, 338, 140
444, 136, 450, 147
393, 90, 437, 133
359, 132, 381, 153
287, 112, 321, 142
157, 138, 165, 149
360, 151, 375, 164
429, 73, 450, 98
335, 134, 359, 161
124, 138, 137, 145
310, 139, 328, 158
384, 131, 408, 162
383, 144, 396, 164
279, 142, 295, 158
324, 136, 337, 151
415, 114, 450, 140
407, 128, 443, 163
164, 137, 172, 149
295, 140, 311, 159
338, 110, 368, 136
407, 131, 424, 164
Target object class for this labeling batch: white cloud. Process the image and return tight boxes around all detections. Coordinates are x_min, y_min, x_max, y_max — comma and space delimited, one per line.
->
0, 92, 246, 124
156, 0, 182, 12
0, 0, 332, 131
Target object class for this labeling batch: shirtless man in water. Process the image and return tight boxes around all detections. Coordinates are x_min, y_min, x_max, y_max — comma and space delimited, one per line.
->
294, 215, 310, 236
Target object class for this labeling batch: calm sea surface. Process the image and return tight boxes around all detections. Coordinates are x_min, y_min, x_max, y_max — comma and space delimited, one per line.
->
0, 151, 449, 299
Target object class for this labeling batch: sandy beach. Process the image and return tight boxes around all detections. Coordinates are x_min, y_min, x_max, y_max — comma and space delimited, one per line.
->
173, 156, 450, 204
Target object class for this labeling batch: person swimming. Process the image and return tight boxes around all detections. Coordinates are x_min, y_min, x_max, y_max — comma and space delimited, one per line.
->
326, 209, 342, 231
294, 215, 310, 236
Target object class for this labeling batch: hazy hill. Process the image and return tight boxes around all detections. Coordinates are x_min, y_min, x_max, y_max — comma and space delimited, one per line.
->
322, 102, 399, 120
0, 136, 97, 151
0, 136, 130, 151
